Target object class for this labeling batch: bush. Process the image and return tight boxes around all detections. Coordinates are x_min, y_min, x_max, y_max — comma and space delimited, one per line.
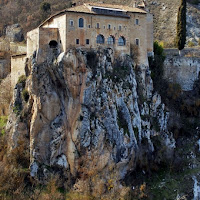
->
40, 2, 51, 12
22, 89, 29, 102
149, 41, 166, 93
188, 41, 195, 47
0, 116, 8, 135
17, 75, 27, 88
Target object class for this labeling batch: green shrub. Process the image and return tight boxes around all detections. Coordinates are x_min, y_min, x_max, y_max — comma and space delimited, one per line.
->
13, 103, 22, 115
17, 75, 27, 88
149, 41, 166, 93
0, 116, 8, 135
40, 2, 51, 12
188, 41, 195, 47
22, 89, 29, 102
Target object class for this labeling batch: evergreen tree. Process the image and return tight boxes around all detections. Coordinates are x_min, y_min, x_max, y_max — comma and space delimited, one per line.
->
176, 0, 186, 53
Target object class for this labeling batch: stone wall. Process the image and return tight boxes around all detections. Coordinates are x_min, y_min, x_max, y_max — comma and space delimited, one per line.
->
11, 54, 27, 88
164, 56, 200, 91
0, 40, 26, 54
0, 59, 10, 79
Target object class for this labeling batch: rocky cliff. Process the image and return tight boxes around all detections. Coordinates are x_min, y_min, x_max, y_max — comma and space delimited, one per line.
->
6, 48, 175, 198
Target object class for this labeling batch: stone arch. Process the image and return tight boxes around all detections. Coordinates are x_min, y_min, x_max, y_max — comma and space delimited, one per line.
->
96, 34, 105, 44
118, 36, 126, 46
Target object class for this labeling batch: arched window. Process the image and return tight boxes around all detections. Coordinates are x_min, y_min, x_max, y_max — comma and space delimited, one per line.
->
79, 18, 84, 28
107, 36, 115, 45
49, 40, 58, 48
96, 34, 104, 44
118, 36, 126, 46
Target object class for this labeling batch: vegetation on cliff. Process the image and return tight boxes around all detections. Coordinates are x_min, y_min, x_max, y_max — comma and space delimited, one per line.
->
176, 0, 187, 52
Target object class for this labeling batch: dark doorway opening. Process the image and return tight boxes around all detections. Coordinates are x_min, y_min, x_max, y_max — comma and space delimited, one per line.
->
49, 40, 58, 48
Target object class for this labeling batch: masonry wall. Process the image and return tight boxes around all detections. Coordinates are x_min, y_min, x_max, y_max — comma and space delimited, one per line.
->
37, 28, 59, 63
27, 28, 39, 57
65, 12, 130, 54
11, 55, 27, 88
164, 56, 200, 91
146, 13, 154, 56
129, 12, 148, 65
30, 10, 152, 65
43, 14, 67, 51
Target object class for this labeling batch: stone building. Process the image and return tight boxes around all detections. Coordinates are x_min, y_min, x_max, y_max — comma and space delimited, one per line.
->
11, 2, 153, 87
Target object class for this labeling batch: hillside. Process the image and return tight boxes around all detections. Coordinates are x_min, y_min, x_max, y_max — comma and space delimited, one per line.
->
0, 0, 199, 45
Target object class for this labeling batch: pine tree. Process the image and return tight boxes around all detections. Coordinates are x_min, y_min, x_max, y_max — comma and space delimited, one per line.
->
176, 0, 186, 54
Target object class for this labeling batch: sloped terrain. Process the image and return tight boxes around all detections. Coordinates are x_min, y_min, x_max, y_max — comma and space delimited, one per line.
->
0, 0, 199, 45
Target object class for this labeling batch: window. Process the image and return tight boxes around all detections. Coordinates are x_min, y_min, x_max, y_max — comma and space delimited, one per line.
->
70, 20, 74, 26
107, 36, 115, 45
96, 23, 100, 29
96, 34, 104, 44
118, 25, 122, 31
108, 24, 111, 29
76, 39, 79, 44
79, 18, 84, 28
86, 39, 89, 45
136, 38, 140, 46
104, 26, 106, 29
88, 25, 91, 28
135, 19, 139, 25
118, 36, 126, 46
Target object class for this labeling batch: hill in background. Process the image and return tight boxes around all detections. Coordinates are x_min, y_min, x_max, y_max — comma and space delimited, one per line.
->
0, 0, 199, 46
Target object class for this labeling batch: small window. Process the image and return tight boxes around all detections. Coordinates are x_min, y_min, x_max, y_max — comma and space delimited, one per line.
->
114, 27, 116, 30
88, 25, 91, 28
79, 18, 84, 28
107, 36, 115, 45
135, 19, 139, 25
108, 24, 111, 29
118, 36, 126, 46
70, 20, 74, 26
104, 26, 106, 29
96, 34, 104, 44
118, 25, 122, 31
86, 39, 89, 45
136, 38, 140, 46
96, 23, 100, 29
76, 39, 79, 44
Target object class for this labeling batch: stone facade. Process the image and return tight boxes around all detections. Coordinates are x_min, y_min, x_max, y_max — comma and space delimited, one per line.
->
27, 3, 153, 65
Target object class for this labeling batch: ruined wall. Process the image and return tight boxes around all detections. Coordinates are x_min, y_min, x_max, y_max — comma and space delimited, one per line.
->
11, 54, 27, 88
0, 59, 10, 79
164, 56, 200, 91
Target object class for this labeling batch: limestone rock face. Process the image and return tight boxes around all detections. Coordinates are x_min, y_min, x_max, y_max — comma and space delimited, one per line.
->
6, 24, 24, 42
6, 48, 175, 196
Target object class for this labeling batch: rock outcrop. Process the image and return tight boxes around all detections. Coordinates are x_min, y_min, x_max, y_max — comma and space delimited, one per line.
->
5, 24, 24, 42
6, 48, 175, 197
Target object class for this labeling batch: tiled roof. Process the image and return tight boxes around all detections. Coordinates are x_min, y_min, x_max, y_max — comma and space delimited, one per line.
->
39, 2, 147, 27
67, 3, 147, 14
